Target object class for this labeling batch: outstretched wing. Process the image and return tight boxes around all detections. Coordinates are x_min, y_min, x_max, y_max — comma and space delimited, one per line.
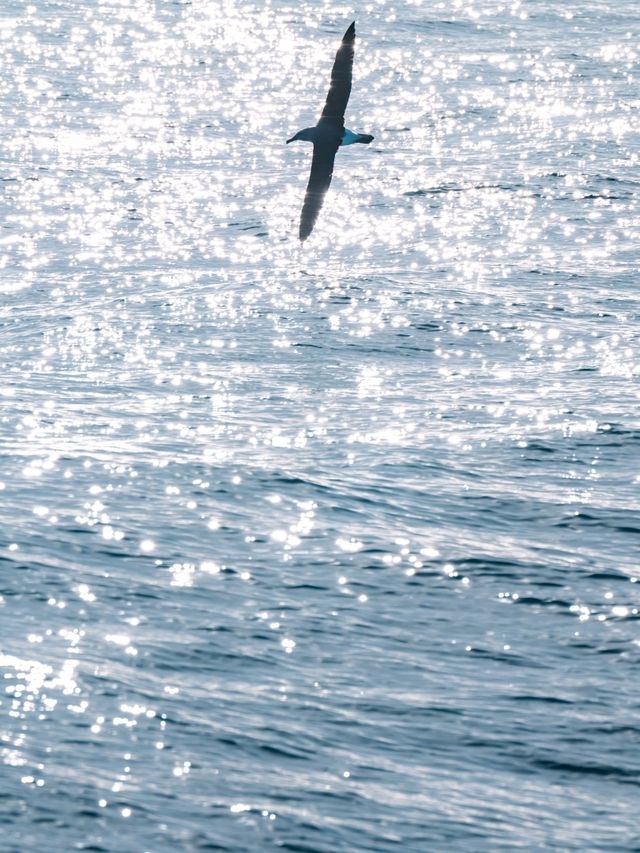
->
299, 140, 339, 241
320, 22, 355, 123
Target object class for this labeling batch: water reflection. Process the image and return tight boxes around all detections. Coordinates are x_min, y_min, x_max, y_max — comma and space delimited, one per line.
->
1, 0, 640, 849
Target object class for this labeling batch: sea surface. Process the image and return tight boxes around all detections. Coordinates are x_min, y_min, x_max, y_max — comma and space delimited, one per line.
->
1, 0, 639, 850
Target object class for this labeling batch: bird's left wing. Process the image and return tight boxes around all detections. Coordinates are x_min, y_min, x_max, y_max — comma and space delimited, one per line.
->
320, 22, 355, 123
299, 140, 339, 241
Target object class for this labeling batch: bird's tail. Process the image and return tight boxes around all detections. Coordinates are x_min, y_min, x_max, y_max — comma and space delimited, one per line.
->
356, 134, 374, 144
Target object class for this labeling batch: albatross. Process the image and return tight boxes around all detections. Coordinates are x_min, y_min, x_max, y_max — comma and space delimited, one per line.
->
287, 22, 374, 242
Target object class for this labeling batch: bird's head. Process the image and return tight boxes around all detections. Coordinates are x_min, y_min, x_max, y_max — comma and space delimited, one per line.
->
286, 127, 317, 144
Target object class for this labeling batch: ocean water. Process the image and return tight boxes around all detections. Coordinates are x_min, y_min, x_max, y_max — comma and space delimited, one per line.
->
1, 0, 639, 850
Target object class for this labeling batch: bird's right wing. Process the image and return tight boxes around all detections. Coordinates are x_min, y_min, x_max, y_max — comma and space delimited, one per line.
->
299, 141, 339, 241
320, 22, 355, 123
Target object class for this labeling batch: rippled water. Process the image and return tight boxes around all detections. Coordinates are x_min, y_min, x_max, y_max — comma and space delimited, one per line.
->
1, 1, 640, 850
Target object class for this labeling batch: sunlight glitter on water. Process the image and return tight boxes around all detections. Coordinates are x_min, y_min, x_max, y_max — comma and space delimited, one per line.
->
1, 0, 640, 849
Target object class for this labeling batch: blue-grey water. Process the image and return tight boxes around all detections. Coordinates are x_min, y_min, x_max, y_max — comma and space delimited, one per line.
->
1, 1, 639, 850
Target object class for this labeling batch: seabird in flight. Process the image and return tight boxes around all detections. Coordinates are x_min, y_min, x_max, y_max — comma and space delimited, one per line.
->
287, 22, 374, 242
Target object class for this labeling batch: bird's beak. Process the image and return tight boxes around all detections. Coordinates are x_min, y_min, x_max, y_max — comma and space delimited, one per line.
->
286, 136, 295, 144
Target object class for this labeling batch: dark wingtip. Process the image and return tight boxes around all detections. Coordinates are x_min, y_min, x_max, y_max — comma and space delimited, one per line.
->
344, 21, 355, 41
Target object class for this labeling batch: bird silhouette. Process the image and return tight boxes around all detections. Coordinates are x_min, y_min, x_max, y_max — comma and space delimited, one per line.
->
287, 22, 374, 242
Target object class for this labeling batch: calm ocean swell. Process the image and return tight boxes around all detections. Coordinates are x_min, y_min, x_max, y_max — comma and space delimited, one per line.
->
1, 0, 640, 850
